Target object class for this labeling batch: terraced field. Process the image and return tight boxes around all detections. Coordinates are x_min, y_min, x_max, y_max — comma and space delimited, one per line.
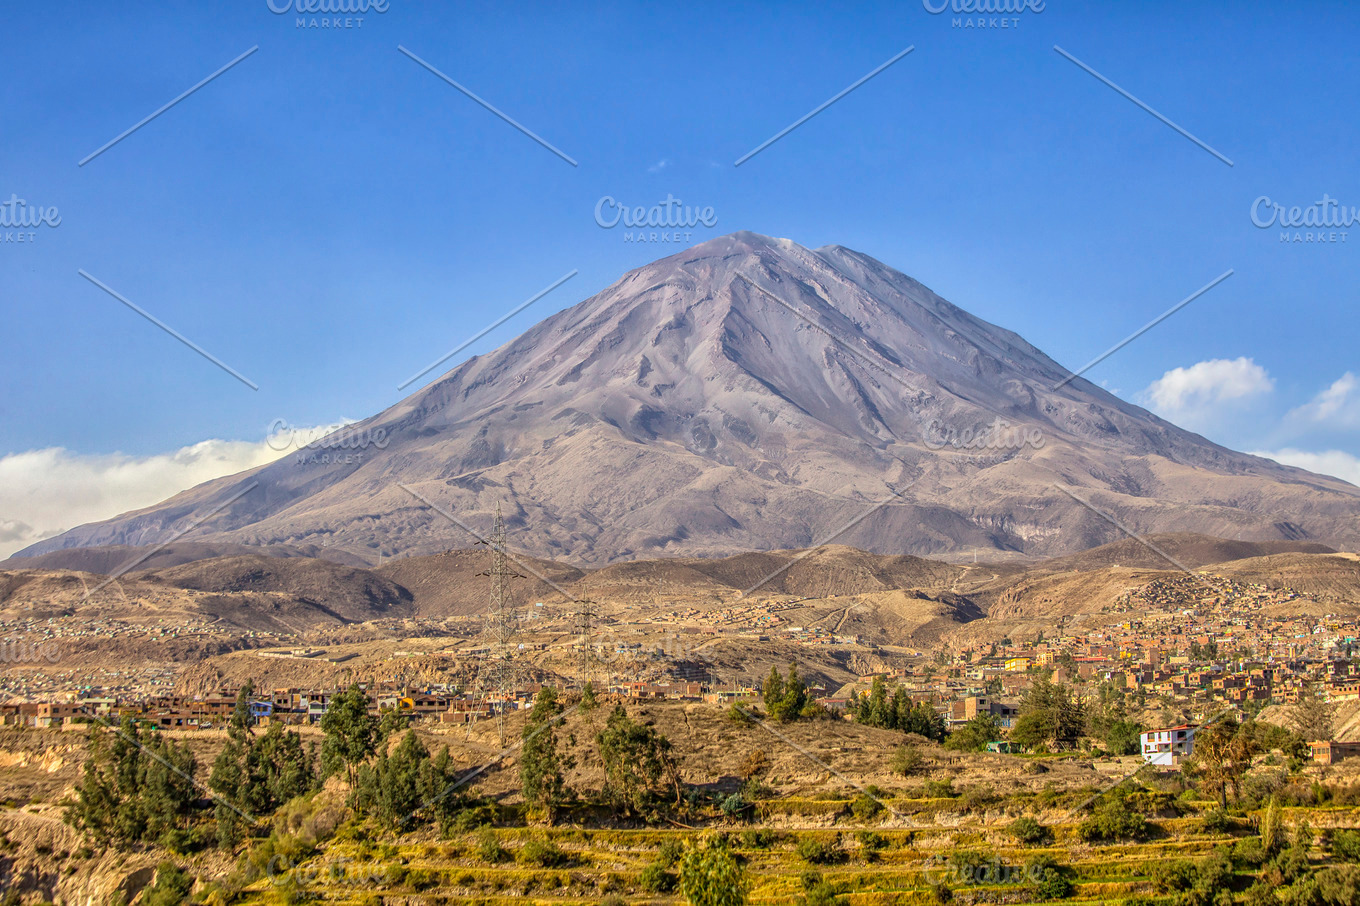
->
232, 798, 1360, 904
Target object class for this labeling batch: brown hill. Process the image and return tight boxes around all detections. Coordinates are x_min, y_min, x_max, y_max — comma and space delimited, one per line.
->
375, 548, 587, 617
136, 555, 414, 623
1027, 533, 1335, 574
0, 541, 369, 574
1210, 552, 1360, 602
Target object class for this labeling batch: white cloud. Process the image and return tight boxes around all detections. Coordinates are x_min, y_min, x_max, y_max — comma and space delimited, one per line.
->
0, 421, 351, 560
1286, 371, 1360, 428
1145, 357, 1275, 415
1250, 448, 1360, 488
647, 158, 670, 173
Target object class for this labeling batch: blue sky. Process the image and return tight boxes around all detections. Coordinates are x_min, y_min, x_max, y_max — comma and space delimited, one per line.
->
1, 0, 1358, 554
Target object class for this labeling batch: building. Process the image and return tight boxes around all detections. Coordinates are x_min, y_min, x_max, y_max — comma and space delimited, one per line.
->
1140, 725, 1197, 766
1310, 740, 1360, 765
948, 696, 1019, 729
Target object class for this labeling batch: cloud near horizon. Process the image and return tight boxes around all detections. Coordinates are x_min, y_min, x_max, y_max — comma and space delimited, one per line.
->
1250, 448, 1360, 488
1141, 358, 1360, 490
1286, 371, 1360, 428
0, 422, 351, 560
1143, 357, 1275, 426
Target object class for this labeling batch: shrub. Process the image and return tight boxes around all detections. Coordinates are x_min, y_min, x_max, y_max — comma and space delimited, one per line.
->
477, 828, 506, 863
658, 838, 684, 867
142, 863, 194, 906
726, 703, 753, 724
851, 793, 883, 822
799, 875, 847, 906
741, 828, 778, 849
1333, 829, 1360, 862
1201, 808, 1234, 834
1155, 851, 1233, 906
892, 746, 925, 776
857, 831, 888, 853
930, 880, 954, 904
1027, 855, 1073, 900
924, 779, 956, 798
679, 836, 748, 906
720, 792, 749, 818
1077, 795, 1150, 842
519, 838, 567, 868
1010, 817, 1051, 845
741, 749, 769, 777
1151, 860, 1198, 893
797, 836, 841, 865
1233, 836, 1267, 868
404, 867, 439, 891
947, 849, 1007, 884
639, 861, 677, 893
959, 785, 998, 813
452, 803, 497, 832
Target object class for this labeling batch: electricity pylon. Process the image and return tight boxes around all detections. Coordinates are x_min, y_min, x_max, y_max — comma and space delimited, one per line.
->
474, 504, 524, 746
575, 598, 599, 693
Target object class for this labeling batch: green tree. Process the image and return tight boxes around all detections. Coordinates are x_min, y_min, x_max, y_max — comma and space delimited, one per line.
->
596, 705, 683, 813
768, 663, 812, 721
209, 710, 315, 847
945, 713, 1000, 752
1195, 717, 1259, 806
520, 687, 572, 820
1088, 682, 1142, 755
902, 702, 947, 742
65, 717, 198, 849
142, 862, 194, 906
1291, 684, 1335, 742
320, 685, 378, 786
679, 836, 748, 906
763, 666, 785, 714
373, 731, 429, 831
1012, 678, 1085, 751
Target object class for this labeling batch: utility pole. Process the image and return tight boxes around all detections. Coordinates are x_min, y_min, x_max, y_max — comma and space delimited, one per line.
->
475, 504, 523, 746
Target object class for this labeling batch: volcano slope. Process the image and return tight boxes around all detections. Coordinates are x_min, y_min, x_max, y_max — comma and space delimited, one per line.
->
17, 232, 1360, 566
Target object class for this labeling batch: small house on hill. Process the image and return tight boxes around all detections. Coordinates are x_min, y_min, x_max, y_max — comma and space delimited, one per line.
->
1140, 725, 1197, 766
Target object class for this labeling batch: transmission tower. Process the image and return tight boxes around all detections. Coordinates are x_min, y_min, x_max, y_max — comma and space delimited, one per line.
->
474, 504, 524, 746
574, 599, 599, 692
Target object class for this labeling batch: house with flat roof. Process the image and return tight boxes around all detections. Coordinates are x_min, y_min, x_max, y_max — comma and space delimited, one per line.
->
1140, 725, 1197, 766
1310, 740, 1360, 765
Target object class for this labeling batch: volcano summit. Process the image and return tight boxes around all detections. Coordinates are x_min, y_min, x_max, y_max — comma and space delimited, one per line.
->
18, 232, 1360, 566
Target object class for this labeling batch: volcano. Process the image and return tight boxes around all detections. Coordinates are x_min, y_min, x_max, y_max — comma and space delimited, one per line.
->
17, 232, 1360, 565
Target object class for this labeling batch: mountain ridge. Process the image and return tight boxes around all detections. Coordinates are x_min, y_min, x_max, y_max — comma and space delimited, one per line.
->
16, 231, 1360, 564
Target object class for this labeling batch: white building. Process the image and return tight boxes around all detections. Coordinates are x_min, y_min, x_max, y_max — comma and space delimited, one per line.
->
1140, 724, 1197, 766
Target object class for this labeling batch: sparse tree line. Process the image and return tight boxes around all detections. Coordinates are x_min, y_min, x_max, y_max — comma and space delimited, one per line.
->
844, 670, 1321, 761
64, 681, 692, 854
